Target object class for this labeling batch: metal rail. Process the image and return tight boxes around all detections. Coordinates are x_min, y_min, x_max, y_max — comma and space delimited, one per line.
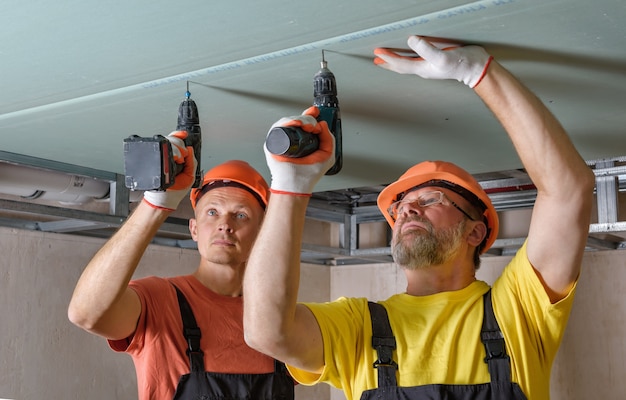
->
1, 152, 624, 265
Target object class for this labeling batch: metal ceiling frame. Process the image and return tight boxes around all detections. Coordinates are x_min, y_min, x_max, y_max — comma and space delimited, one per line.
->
1, 151, 624, 265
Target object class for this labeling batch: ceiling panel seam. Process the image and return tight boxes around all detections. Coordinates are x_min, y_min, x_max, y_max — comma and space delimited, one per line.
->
0, 0, 516, 123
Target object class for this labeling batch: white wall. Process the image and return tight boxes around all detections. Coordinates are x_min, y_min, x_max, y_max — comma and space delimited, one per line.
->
1, 226, 625, 399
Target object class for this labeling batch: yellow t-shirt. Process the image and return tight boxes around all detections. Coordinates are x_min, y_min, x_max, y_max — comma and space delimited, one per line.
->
288, 241, 577, 400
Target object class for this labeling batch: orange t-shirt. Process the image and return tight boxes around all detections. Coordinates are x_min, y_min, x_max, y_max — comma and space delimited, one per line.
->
109, 275, 276, 400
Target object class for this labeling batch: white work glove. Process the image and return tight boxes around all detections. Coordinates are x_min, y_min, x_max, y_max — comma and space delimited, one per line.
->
264, 106, 335, 196
143, 130, 197, 211
374, 35, 493, 88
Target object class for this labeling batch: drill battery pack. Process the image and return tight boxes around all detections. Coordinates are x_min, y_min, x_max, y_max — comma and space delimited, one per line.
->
123, 135, 178, 191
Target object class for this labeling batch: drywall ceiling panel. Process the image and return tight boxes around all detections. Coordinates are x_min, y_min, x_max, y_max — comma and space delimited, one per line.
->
1, 0, 625, 192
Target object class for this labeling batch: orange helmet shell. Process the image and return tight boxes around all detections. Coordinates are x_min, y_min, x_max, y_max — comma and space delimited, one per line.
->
190, 160, 269, 209
377, 161, 499, 253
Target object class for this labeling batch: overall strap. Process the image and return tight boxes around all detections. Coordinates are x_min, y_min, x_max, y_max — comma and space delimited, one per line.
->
481, 289, 511, 382
368, 301, 398, 388
274, 359, 288, 374
172, 283, 205, 373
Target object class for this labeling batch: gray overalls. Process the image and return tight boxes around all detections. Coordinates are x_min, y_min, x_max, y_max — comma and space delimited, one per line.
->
171, 285, 294, 400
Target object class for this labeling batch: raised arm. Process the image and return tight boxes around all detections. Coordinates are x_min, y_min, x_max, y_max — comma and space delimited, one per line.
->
475, 61, 595, 301
68, 131, 196, 339
375, 36, 595, 301
68, 201, 168, 339
243, 107, 335, 373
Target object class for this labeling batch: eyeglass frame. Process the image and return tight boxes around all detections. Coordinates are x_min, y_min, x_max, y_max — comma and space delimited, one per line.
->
387, 190, 477, 222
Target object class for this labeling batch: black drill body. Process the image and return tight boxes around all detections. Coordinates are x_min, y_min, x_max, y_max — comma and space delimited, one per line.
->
313, 58, 342, 175
265, 56, 343, 175
123, 92, 202, 191
176, 95, 203, 188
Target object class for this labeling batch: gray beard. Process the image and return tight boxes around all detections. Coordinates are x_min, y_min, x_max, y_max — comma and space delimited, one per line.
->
391, 217, 467, 270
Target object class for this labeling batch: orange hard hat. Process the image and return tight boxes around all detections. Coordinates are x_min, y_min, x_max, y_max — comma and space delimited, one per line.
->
377, 160, 498, 253
189, 160, 269, 210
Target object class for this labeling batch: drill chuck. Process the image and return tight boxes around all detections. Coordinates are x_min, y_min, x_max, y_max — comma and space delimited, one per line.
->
313, 59, 339, 108
177, 92, 200, 129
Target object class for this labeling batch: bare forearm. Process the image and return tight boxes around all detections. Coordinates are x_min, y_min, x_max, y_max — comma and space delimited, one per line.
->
244, 194, 307, 342
68, 200, 170, 336
475, 61, 593, 193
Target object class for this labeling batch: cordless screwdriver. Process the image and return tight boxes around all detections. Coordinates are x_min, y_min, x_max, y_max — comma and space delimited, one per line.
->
265, 51, 343, 175
176, 89, 203, 188
123, 86, 203, 191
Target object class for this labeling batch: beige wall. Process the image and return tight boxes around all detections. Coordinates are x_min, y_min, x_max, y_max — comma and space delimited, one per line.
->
1, 226, 625, 399
0, 227, 330, 400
